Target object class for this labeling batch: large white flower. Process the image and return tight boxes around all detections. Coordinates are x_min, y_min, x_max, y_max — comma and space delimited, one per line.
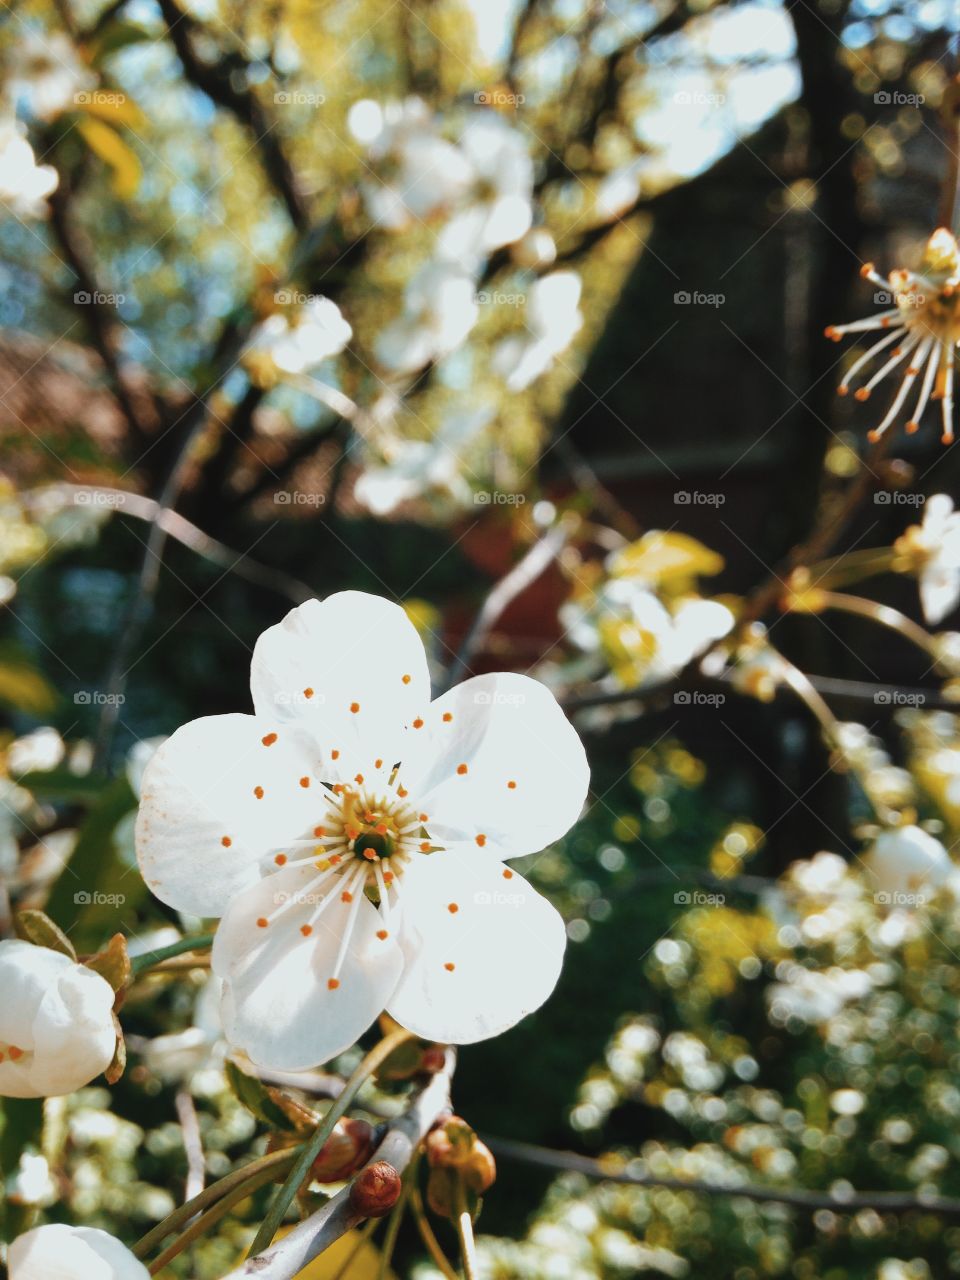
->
896, 493, 960, 626
9, 1224, 149, 1280
0, 940, 117, 1098
136, 592, 588, 1071
0, 125, 58, 219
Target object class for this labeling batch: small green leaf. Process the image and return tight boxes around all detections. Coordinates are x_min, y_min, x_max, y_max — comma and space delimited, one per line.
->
225, 1059, 302, 1130
13, 909, 77, 961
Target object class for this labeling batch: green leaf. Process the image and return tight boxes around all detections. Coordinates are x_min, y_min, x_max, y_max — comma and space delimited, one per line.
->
44, 776, 139, 954
0, 1098, 43, 1240
13, 909, 77, 961
225, 1060, 302, 1131
14, 768, 111, 803
86, 20, 155, 63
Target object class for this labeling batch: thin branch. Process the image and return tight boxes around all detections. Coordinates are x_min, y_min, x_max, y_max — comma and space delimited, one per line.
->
218, 1050, 456, 1280
442, 519, 574, 693
487, 1137, 960, 1218
175, 1089, 206, 1203
40, 485, 312, 603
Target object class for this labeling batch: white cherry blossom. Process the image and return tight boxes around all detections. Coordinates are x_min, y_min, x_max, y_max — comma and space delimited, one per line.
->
493, 272, 583, 392
249, 297, 353, 376
438, 114, 534, 268
895, 493, 960, 625
136, 591, 589, 1070
9, 1224, 149, 1280
375, 262, 478, 374
355, 408, 492, 516
0, 125, 58, 219
0, 940, 118, 1098
862, 824, 953, 902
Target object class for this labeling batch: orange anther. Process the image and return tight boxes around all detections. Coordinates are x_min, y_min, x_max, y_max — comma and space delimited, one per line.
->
8, 1046, 23, 1061
824, 326, 840, 341
507, 780, 517, 789
300, 776, 311, 788
275, 854, 287, 866
413, 717, 424, 729
304, 687, 314, 699
254, 785, 264, 799
375, 758, 383, 769
262, 733, 278, 746
448, 902, 459, 914
314, 826, 326, 838
836, 385, 848, 397
906, 420, 920, 434
383, 870, 394, 884
301, 924, 313, 936
419, 813, 429, 822
377, 929, 389, 940
503, 869, 514, 879
402, 674, 411, 684
859, 262, 874, 278
331, 749, 340, 760
341, 891, 354, 903
346, 826, 360, 842
328, 978, 340, 990
456, 763, 468, 775
420, 841, 431, 852
854, 388, 871, 401
257, 917, 268, 928
476, 834, 487, 847
355, 773, 364, 784
350, 702, 360, 714
442, 712, 453, 722
362, 849, 378, 861
375, 823, 388, 835
330, 854, 342, 865
221, 836, 232, 847
444, 962, 455, 972
397, 786, 408, 798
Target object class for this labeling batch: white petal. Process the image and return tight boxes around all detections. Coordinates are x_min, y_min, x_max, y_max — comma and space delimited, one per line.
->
213, 864, 402, 1070
388, 853, 565, 1043
9, 1224, 150, 1280
136, 714, 319, 918
401, 672, 589, 859
920, 564, 960, 625
250, 594, 431, 759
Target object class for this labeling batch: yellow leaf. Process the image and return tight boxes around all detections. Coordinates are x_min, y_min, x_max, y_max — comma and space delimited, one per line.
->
76, 116, 140, 199
610, 531, 724, 586
0, 659, 57, 715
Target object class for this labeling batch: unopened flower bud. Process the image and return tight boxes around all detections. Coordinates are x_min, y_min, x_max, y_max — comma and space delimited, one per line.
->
419, 1046, 447, 1075
425, 1115, 474, 1167
464, 1139, 496, 1194
312, 1118, 376, 1182
349, 1160, 402, 1218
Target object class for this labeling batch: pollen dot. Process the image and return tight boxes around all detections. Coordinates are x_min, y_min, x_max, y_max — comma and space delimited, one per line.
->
476, 834, 486, 847
507, 780, 517, 789
443, 712, 453, 723
254, 785, 264, 799
327, 978, 340, 990
314, 826, 326, 838
854, 388, 871, 401
331, 749, 340, 760
350, 702, 360, 714
8, 1046, 23, 1061
256, 917, 268, 929
300, 776, 311, 788
906, 420, 920, 434
377, 929, 389, 940
274, 853, 287, 866
398, 786, 408, 798
221, 836, 232, 847
375, 759, 383, 769
402, 674, 411, 684
457, 763, 468, 775
444, 963, 455, 972
341, 891, 353, 903
420, 841, 431, 852
836, 385, 848, 397
419, 813, 429, 822
262, 733, 277, 746
304, 687, 314, 699
300, 924, 313, 936
448, 902, 459, 914
503, 869, 514, 879
413, 717, 424, 729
